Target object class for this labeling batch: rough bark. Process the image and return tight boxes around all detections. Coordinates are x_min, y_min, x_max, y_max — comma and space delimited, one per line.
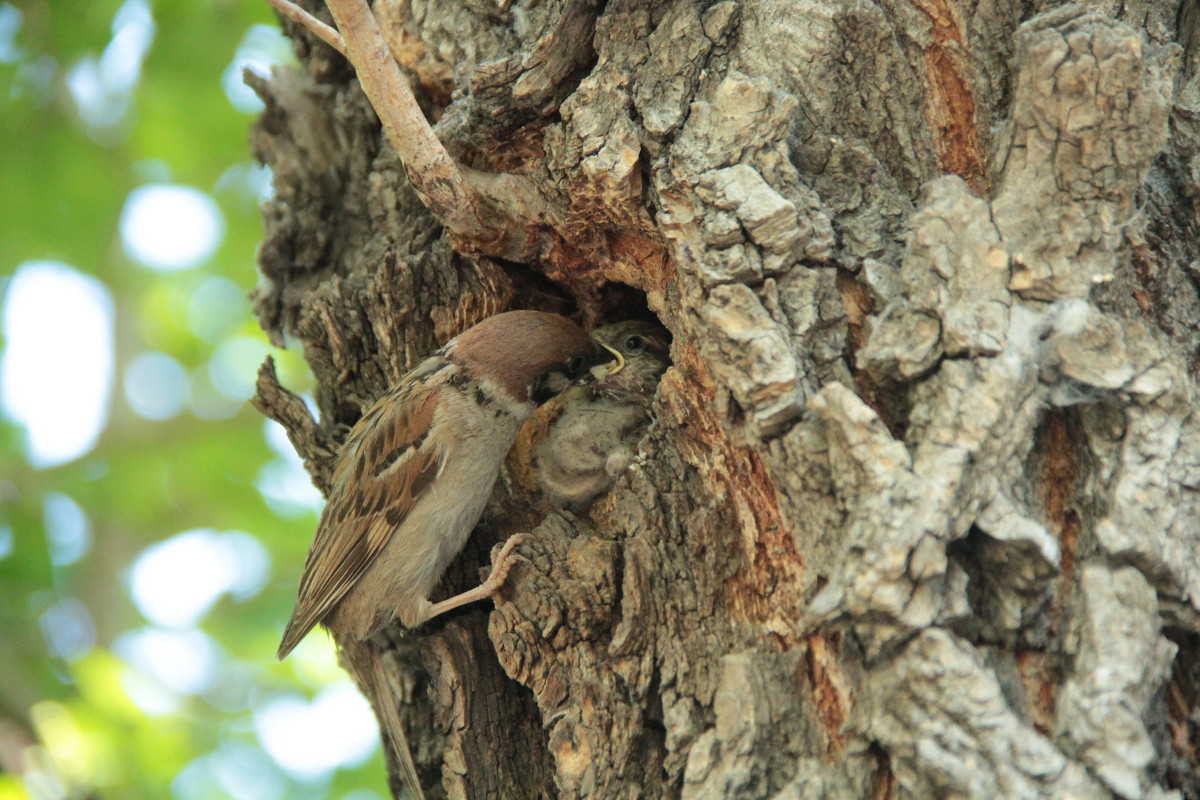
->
251, 1, 1200, 798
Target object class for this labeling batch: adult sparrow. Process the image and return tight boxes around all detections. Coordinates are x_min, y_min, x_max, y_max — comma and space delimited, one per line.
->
276, 310, 596, 799
536, 320, 671, 511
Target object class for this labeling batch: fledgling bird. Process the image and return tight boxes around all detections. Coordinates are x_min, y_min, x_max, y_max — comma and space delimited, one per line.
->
536, 320, 671, 511
276, 310, 596, 800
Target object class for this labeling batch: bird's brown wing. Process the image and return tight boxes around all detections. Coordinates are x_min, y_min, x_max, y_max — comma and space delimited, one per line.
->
277, 383, 445, 659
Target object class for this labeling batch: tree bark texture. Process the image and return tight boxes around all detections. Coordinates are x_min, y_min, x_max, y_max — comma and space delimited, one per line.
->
251, 1, 1200, 798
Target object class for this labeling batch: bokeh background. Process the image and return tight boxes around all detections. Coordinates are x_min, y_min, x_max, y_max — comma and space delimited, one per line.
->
0, 2, 389, 798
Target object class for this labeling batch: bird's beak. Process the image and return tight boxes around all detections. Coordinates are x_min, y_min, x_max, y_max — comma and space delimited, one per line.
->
595, 342, 625, 378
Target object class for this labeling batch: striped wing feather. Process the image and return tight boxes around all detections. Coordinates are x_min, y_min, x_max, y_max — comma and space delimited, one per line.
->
277, 384, 444, 659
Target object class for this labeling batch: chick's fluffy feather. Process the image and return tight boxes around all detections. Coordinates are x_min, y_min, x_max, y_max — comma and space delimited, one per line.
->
536, 320, 671, 511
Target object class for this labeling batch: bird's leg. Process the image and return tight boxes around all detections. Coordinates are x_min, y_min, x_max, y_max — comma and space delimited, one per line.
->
419, 533, 528, 623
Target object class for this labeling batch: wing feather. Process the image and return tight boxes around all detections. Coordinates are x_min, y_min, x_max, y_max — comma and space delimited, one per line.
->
278, 383, 444, 659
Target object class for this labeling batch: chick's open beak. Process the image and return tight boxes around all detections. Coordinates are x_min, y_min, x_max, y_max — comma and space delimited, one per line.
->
592, 342, 625, 380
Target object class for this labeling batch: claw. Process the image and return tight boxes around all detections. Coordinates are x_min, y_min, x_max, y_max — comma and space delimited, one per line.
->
419, 533, 530, 622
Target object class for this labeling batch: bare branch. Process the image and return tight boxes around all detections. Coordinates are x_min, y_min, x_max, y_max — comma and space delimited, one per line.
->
262, 0, 346, 56
323, 0, 499, 246
252, 356, 338, 495
260, 0, 572, 262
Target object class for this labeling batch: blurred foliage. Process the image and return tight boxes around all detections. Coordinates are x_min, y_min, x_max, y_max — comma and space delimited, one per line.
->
0, 1, 388, 798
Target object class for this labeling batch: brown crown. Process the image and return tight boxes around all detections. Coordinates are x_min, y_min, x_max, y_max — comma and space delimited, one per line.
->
452, 311, 595, 401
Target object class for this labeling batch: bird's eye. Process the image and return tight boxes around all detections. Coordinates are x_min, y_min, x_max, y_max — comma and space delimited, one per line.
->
624, 335, 645, 352
566, 355, 588, 377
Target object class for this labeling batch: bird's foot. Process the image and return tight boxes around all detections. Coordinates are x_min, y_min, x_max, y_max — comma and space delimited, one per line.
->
419, 533, 528, 623
487, 533, 528, 586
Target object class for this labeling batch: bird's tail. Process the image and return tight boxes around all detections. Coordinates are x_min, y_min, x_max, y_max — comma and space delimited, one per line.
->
344, 640, 428, 800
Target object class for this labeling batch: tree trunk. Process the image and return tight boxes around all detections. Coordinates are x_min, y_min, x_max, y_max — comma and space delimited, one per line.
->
250, 0, 1200, 798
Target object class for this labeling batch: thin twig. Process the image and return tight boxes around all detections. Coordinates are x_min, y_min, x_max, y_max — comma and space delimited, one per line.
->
263, 0, 550, 260
323, 0, 490, 242
263, 0, 347, 56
